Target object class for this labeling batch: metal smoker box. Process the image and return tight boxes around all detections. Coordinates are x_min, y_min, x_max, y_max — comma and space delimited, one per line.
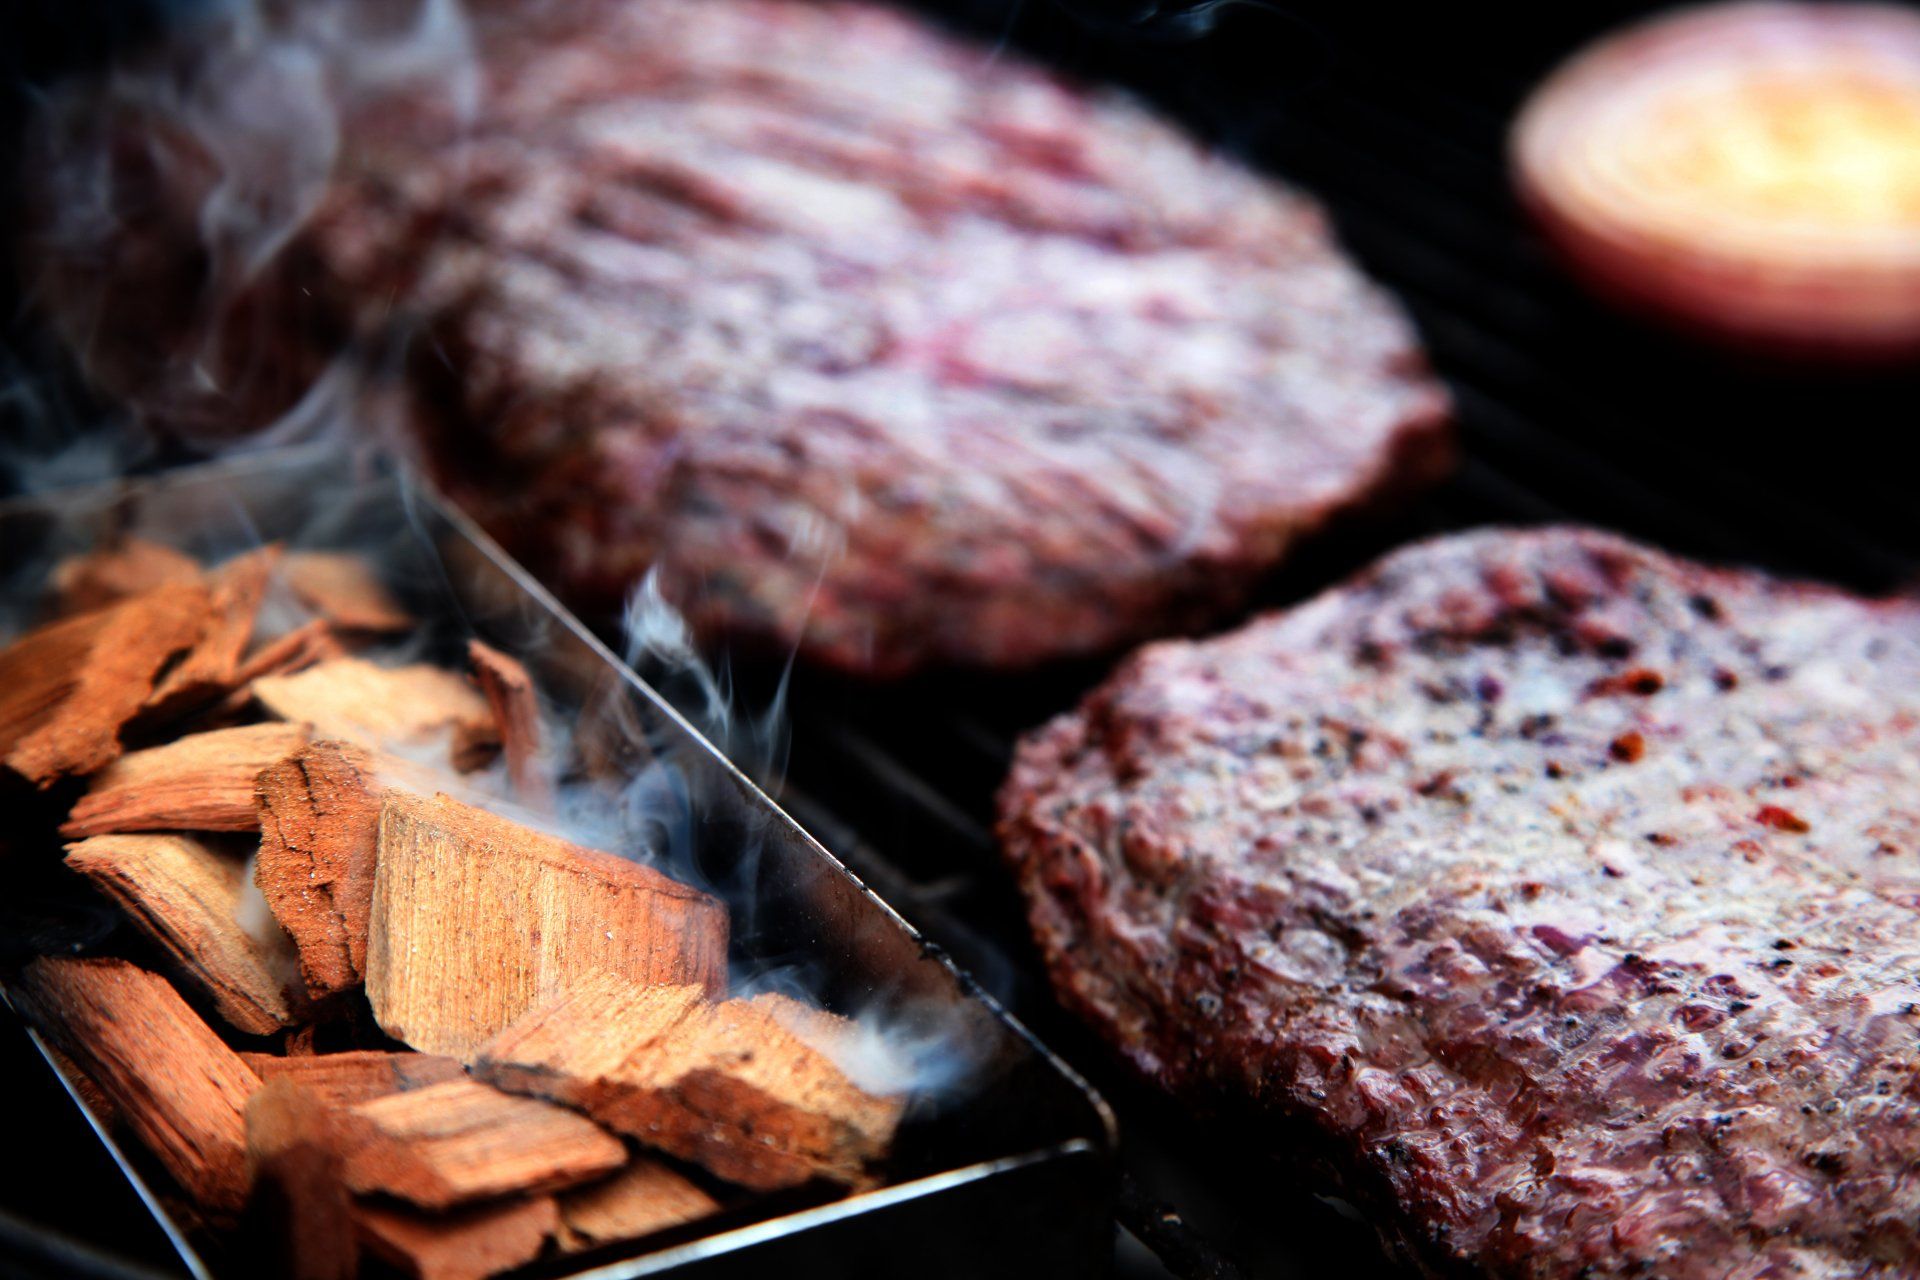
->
0, 446, 1117, 1280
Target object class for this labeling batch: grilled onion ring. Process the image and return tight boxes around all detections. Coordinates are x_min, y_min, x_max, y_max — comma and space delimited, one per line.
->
1513, 2, 1920, 361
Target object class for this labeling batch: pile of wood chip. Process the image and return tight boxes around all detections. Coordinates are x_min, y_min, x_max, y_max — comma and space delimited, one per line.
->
0, 538, 905, 1280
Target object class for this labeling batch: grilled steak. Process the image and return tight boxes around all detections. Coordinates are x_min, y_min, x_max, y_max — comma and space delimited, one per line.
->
1000, 527, 1920, 1279
276, 0, 1449, 675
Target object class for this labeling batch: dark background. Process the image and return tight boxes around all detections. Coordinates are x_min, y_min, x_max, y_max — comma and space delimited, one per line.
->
3, 2, 1918, 1277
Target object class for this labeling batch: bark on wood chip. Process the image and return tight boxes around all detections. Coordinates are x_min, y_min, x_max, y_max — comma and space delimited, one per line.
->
353, 1195, 557, 1280
476, 976, 901, 1190
205, 620, 349, 725
0, 584, 212, 786
62, 722, 313, 837
145, 546, 280, 719
64, 833, 295, 1035
235, 619, 346, 685
367, 792, 728, 1059
337, 1078, 626, 1210
255, 740, 435, 999
283, 553, 413, 633
239, 1050, 466, 1106
251, 658, 491, 756
555, 1158, 721, 1253
463, 641, 548, 804
49, 538, 200, 616
10, 957, 261, 1213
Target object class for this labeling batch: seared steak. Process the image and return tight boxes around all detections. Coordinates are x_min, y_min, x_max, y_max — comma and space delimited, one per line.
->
1000, 527, 1920, 1278
289, 0, 1451, 675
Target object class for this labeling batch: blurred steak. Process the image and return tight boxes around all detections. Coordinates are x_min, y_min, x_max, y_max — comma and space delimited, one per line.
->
1000, 527, 1920, 1278
298, 0, 1449, 675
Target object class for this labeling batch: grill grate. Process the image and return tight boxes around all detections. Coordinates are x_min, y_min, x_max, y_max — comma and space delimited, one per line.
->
779, 3, 1920, 1276
2, 2, 1916, 1276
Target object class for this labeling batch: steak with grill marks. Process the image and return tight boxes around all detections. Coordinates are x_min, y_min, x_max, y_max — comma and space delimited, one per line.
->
999, 527, 1920, 1279
289, 0, 1452, 676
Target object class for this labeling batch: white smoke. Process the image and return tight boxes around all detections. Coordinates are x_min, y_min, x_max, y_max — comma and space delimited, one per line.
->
4, 0, 979, 1113
12, 0, 478, 473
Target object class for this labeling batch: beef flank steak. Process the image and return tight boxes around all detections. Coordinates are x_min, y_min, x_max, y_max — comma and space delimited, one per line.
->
1001, 527, 1920, 1278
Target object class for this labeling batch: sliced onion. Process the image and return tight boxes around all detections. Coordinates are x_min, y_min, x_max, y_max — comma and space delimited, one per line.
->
1512, 2, 1920, 361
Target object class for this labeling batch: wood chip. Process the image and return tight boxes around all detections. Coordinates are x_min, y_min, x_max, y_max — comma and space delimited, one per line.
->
367, 792, 728, 1060
9, 957, 261, 1212
246, 1078, 361, 1280
0, 584, 212, 786
62, 722, 312, 837
252, 658, 491, 755
556, 1159, 721, 1253
731, 994, 904, 1100
476, 976, 901, 1190
337, 1078, 625, 1210
447, 722, 501, 775
63, 834, 295, 1035
463, 641, 548, 804
245, 1053, 467, 1280
206, 620, 349, 724
238, 1050, 466, 1106
745, 990, 861, 1052
283, 552, 412, 633
255, 740, 425, 998
249, 1069, 573, 1280
235, 619, 347, 685
353, 1195, 557, 1280
48, 538, 200, 615
46, 1042, 120, 1129
144, 546, 280, 718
